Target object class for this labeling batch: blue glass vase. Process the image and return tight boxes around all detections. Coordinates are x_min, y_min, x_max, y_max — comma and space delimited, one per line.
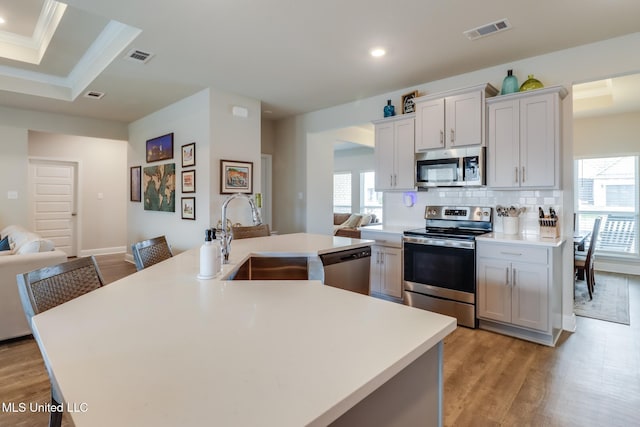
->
383, 100, 395, 117
501, 69, 519, 95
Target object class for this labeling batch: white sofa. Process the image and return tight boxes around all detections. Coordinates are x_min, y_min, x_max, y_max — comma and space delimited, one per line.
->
0, 225, 67, 341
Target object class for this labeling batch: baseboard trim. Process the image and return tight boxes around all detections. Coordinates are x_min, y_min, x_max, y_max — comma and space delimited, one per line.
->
596, 260, 640, 275
79, 246, 127, 257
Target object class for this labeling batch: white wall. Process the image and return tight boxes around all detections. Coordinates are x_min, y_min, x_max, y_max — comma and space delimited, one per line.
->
0, 108, 127, 242
0, 126, 29, 227
574, 111, 640, 158
127, 87, 261, 254
28, 131, 128, 254
272, 32, 640, 333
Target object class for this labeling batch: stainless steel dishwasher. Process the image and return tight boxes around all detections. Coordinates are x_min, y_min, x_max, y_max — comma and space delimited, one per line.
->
319, 246, 371, 295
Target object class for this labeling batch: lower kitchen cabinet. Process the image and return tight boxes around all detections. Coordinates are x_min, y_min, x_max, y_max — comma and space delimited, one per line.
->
476, 239, 564, 346
370, 245, 402, 300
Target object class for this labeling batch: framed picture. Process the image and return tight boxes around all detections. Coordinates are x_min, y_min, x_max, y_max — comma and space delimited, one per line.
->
182, 170, 196, 193
146, 133, 174, 163
181, 197, 195, 220
143, 163, 176, 212
130, 166, 141, 202
401, 91, 418, 114
220, 159, 253, 194
182, 142, 196, 167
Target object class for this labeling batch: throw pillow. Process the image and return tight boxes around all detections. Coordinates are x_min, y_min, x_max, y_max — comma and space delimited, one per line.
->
359, 214, 372, 226
0, 235, 10, 252
341, 214, 362, 228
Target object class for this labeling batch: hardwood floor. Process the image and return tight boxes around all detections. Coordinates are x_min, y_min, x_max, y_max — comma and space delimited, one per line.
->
1, 258, 638, 427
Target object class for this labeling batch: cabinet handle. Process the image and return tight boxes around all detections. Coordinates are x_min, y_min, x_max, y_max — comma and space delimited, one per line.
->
505, 267, 510, 286
394, 174, 397, 186
390, 174, 393, 187
512, 268, 517, 287
450, 128, 455, 143
522, 166, 526, 183
440, 130, 444, 145
515, 167, 519, 183
499, 251, 523, 256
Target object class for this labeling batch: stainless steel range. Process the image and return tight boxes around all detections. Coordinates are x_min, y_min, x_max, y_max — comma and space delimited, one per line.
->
403, 206, 493, 328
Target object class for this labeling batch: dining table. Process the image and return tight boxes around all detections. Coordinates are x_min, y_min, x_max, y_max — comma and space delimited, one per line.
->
30, 233, 456, 427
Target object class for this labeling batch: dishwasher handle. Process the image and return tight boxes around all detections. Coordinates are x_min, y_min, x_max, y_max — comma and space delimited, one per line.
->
320, 246, 371, 267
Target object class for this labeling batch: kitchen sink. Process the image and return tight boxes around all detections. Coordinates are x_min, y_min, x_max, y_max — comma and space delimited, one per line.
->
227, 256, 309, 281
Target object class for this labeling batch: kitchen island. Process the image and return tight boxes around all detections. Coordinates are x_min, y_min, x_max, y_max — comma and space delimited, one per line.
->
31, 233, 456, 426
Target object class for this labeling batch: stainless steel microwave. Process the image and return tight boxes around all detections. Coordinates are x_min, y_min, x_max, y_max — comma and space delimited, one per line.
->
415, 146, 485, 188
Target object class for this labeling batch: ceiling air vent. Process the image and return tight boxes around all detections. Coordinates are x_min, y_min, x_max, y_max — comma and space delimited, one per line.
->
125, 49, 154, 64
83, 91, 105, 100
464, 19, 512, 40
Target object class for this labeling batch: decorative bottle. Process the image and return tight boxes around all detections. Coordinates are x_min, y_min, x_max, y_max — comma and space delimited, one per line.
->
198, 228, 216, 279
383, 100, 395, 117
500, 69, 519, 95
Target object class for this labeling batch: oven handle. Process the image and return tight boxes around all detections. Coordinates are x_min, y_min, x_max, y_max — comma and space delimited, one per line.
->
403, 236, 475, 250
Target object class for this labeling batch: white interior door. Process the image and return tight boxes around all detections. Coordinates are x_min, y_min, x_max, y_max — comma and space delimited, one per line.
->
260, 154, 272, 230
29, 160, 77, 257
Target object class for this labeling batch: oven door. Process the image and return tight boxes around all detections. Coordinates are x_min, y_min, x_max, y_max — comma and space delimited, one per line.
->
403, 237, 475, 302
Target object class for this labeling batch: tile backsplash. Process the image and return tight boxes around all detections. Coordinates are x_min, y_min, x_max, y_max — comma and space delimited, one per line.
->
384, 188, 564, 235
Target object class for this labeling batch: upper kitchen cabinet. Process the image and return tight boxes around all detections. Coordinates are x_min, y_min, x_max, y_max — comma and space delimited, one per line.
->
373, 114, 415, 191
414, 84, 498, 151
487, 86, 568, 189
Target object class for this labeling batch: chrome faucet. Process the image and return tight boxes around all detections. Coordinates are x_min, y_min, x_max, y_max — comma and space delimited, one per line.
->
220, 193, 263, 263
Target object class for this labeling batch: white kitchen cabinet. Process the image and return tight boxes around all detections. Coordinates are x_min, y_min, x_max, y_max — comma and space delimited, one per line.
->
361, 228, 403, 301
414, 84, 498, 151
370, 245, 402, 299
476, 239, 564, 346
487, 86, 567, 189
373, 115, 415, 191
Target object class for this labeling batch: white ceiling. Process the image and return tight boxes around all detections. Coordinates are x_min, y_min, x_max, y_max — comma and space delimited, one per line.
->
1, 0, 640, 123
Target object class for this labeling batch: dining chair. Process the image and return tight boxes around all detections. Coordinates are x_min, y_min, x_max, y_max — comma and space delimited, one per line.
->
16, 256, 105, 427
231, 224, 270, 240
575, 216, 602, 300
131, 235, 173, 271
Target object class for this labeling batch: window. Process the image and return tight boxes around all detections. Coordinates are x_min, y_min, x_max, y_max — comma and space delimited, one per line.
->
333, 172, 352, 213
360, 171, 382, 221
333, 171, 383, 221
576, 156, 638, 256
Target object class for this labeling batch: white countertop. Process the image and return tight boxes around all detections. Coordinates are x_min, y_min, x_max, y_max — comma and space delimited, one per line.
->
477, 232, 566, 247
32, 233, 456, 427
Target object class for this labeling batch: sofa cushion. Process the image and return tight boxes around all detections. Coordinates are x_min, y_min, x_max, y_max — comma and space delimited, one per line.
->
333, 213, 351, 226
0, 236, 10, 252
341, 214, 362, 228
15, 238, 55, 254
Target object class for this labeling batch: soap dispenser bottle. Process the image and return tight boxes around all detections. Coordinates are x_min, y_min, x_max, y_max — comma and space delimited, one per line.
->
198, 228, 216, 279
211, 228, 222, 274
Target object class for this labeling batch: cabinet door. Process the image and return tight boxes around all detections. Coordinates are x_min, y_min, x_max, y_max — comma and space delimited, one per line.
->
369, 245, 383, 295
381, 247, 402, 298
477, 258, 512, 323
374, 122, 395, 191
415, 98, 445, 151
446, 91, 483, 147
394, 118, 415, 190
487, 99, 520, 188
519, 93, 557, 188
511, 261, 549, 331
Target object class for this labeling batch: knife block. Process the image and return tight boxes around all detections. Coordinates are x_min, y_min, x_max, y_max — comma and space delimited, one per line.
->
539, 217, 559, 238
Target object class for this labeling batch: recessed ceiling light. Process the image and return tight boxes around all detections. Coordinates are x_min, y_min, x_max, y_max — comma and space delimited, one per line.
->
370, 47, 386, 58
0, 17, 6, 24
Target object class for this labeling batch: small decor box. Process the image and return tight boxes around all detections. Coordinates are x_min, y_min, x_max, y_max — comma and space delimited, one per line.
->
539, 217, 559, 238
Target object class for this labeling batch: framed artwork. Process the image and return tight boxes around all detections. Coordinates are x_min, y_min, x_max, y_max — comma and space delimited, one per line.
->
181, 197, 195, 220
401, 91, 418, 114
146, 133, 174, 163
181, 170, 196, 193
130, 166, 141, 202
220, 159, 253, 194
143, 163, 176, 212
182, 142, 196, 167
